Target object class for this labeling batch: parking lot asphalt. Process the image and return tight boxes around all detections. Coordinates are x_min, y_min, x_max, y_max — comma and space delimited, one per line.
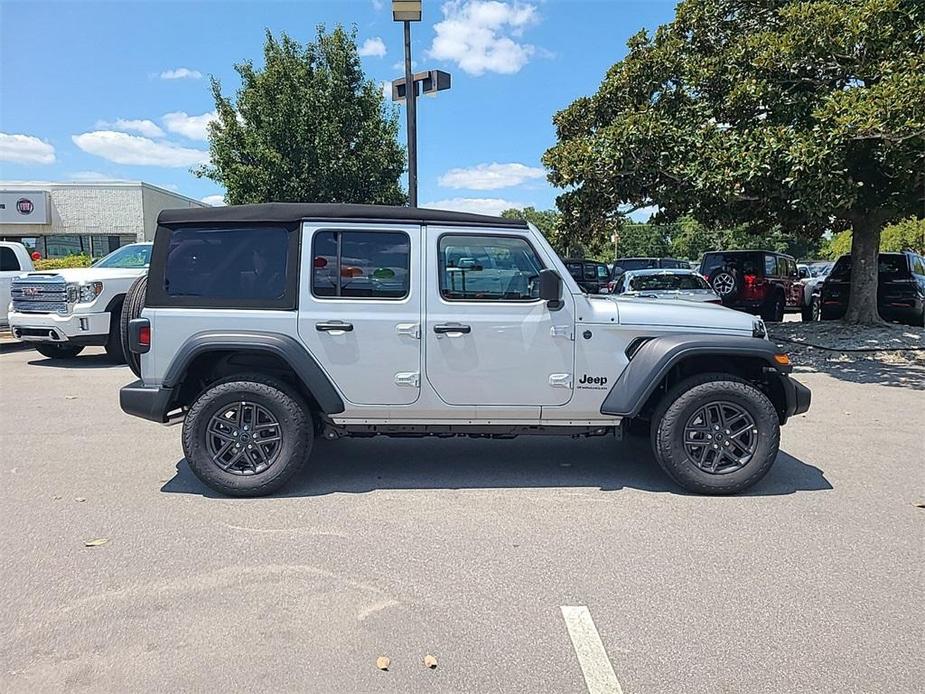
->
1, 346, 922, 693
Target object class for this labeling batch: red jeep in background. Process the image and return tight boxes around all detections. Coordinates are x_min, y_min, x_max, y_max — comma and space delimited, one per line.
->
699, 250, 803, 321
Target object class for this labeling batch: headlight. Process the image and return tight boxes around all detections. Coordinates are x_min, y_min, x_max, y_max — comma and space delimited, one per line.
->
752, 317, 767, 339
68, 282, 103, 303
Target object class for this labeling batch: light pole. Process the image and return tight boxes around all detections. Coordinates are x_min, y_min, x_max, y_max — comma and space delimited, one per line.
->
393, 1, 422, 207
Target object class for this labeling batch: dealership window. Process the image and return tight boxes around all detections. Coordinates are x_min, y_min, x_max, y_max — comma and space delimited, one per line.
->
312, 230, 411, 299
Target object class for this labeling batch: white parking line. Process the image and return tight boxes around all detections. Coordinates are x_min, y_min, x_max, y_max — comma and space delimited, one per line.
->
560, 605, 623, 694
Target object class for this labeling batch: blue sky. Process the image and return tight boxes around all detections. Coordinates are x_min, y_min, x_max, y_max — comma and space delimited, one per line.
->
0, 0, 676, 217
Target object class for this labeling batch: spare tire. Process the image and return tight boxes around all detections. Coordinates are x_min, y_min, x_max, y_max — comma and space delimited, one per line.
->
709, 268, 741, 300
121, 274, 148, 377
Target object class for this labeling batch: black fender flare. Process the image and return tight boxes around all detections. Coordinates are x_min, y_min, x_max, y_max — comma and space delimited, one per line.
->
164, 331, 345, 414
600, 334, 792, 418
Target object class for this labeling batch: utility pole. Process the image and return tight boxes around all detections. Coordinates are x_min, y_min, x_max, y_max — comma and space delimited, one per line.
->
402, 18, 418, 207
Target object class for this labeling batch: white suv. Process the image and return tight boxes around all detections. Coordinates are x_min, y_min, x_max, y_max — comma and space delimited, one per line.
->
120, 204, 810, 497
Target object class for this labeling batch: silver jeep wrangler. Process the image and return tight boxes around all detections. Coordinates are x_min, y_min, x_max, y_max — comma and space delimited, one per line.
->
119, 203, 810, 497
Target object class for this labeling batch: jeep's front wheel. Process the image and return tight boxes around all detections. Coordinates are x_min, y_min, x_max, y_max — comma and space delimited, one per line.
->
650, 373, 780, 495
182, 376, 312, 497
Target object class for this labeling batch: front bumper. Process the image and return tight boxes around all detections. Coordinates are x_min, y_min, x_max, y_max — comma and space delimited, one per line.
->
120, 380, 176, 423
9, 310, 111, 345
780, 374, 811, 423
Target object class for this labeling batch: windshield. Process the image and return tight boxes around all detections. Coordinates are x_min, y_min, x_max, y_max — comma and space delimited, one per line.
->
627, 273, 710, 291
94, 244, 151, 269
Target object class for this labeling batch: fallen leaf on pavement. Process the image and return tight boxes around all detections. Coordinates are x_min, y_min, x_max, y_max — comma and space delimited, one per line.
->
65, 395, 78, 400
75, 497, 86, 502
424, 655, 438, 669
376, 656, 391, 671
84, 538, 109, 547
52, 495, 62, 501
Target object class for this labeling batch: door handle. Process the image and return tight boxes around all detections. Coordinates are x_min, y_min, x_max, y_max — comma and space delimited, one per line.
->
433, 323, 471, 335
316, 321, 354, 333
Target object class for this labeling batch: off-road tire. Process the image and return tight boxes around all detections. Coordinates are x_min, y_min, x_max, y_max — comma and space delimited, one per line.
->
121, 275, 147, 377
650, 373, 780, 495
104, 301, 126, 363
800, 302, 814, 322
182, 375, 312, 497
761, 292, 785, 322
35, 343, 84, 359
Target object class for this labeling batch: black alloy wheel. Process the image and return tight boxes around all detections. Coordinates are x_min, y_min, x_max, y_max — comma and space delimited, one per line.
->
206, 400, 283, 476
681, 401, 758, 474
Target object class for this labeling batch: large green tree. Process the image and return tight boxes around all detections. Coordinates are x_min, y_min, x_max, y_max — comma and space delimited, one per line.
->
197, 27, 406, 205
544, 0, 924, 323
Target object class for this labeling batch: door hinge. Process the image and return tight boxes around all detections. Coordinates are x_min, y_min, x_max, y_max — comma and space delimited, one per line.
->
548, 373, 573, 388
396, 323, 421, 339
550, 325, 573, 340
394, 371, 420, 388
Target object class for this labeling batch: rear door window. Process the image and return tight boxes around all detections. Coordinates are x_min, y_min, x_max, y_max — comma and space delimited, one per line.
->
311, 230, 410, 299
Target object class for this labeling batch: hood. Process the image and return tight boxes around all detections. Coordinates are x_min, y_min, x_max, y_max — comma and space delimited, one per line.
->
25, 267, 147, 282
610, 295, 758, 333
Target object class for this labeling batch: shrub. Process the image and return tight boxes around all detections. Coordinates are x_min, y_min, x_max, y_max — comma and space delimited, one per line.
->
33, 254, 93, 270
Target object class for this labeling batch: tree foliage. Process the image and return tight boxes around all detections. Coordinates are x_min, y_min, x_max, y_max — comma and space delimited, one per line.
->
544, 0, 924, 322
822, 217, 925, 258
197, 27, 406, 205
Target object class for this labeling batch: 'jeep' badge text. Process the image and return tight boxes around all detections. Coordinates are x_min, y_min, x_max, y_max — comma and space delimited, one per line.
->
577, 374, 608, 389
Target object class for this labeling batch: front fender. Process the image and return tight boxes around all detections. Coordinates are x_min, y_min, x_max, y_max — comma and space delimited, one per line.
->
600, 333, 791, 418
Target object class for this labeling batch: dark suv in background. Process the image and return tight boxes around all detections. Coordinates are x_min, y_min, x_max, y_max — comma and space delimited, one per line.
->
700, 250, 802, 321
608, 257, 688, 293
819, 251, 925, 326
563, 258, 611, 294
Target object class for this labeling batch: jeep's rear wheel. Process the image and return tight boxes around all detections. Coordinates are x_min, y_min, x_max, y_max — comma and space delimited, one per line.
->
762, 292, 785, 322
650, 373, 780, 495
182, 376, 312, 497
35, 343, 84, 359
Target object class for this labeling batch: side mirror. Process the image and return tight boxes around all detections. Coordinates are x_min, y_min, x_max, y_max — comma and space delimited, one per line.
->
539, 268, 561, 302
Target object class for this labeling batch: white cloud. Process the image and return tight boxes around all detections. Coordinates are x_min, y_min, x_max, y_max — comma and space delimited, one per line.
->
162, 111, 217, 141
160, 67, 202, 80
201, 194, 226, 206
0, 132, 56, 164
438, 162, 545, 190
72, 131, 208, 167
423, 197, 529, 216
372, 0, 384, 9
95, 118, 164, 138
358, 37, 387, 58
391, 59, 418, 71
381, 81, 394, 100
69, 170, 119, 181
427, 1, 539, 75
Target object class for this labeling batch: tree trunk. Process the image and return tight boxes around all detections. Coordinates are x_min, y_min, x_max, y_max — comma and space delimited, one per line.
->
844, 213, 884, 324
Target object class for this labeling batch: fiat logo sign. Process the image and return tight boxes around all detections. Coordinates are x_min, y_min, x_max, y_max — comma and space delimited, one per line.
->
16, 198, 34, 215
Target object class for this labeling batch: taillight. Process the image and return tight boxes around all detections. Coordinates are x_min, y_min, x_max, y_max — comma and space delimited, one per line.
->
742, 274, 768, 300
128, 318, 150, 354
139, 325, 151, 347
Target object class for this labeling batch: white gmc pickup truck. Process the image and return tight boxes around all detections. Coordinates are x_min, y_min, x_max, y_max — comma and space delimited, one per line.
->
9, 242, 151, 361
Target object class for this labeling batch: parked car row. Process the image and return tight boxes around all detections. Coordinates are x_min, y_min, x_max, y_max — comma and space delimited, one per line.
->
560, 248, 924, 326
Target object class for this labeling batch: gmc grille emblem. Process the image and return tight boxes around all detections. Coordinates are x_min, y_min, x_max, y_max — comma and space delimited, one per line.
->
22, 287, 40, 297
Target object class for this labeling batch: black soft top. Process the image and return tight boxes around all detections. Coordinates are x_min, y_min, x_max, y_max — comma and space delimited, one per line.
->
157, 202, 529, 229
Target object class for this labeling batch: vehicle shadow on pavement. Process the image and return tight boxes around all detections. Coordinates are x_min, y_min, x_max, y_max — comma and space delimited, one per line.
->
161, 435, 831, 499
26, 354, 124, 369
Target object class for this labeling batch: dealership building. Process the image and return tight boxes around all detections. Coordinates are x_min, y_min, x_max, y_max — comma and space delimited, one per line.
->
0, 181, 208, 259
